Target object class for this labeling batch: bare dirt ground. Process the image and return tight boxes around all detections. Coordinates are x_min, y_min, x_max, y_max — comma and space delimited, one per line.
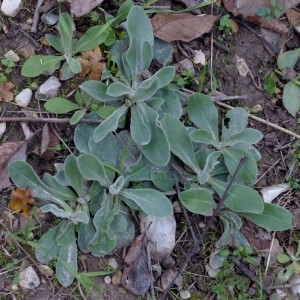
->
0, 1, 300, 299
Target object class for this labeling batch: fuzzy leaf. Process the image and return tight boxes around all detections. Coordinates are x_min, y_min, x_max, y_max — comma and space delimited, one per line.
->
56, 240, 77, 287
120, 188, 172, 217
80, 80, 117, 102
77, 153, 112, 187
240, 203, 293, 231
190, 129, 218, 146
67, 57, 82, 74
161, 114, 199, 172
107, 82, 132, 97
93, 105, 128, 142
44, 97, 80, 114
21, 55, 64, 77
277, 48, 300, 70
179, 188, 215, 215
282, 81, 300, 117
188, 93, 219, 143
132, 78, 159, 103
35, 222, 64, 263
131, 104, 151, 145
8, 161, 75, 211
45, 34, 63, 52
221, 128, 263, 147
58, 12, 74, 55
139, 105, 170, 166
126, 6, 154, 77
70, 108, 87, 125
41, 204, 71, 219
78, 216, 95, 252
209, 178, 264, 214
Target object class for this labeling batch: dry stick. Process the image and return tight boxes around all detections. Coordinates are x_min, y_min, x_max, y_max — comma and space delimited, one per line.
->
161, 158, 247, 300
216, 101, 300, 140
228, 256, 271, 295
0, 117, 102, 124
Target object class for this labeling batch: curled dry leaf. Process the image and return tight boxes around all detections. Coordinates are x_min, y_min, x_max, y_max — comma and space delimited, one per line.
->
222, 0, 300, 34
151, 13, 216, 42
40, 124, 60, 161
8, 187, 35, 217
57, 0, 105, 17
0, 82, 14, 102
0, 141, 27, 190
77, 46, 106, 80
121, 234, 152, 296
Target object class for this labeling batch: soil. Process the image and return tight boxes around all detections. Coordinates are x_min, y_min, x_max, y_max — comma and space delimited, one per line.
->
0, 1, 300, 299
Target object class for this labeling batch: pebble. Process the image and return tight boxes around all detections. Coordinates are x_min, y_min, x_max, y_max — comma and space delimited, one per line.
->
15, 88, 32, 107
111, 271, 122, 285
19, 266, 40, 290
37, 265, 54, 277
1, 0, 24, 17
35, 76, 61, 100
180, 290, 191, 299
107, 257, 118, 270
0, 122, 6, 140
104, 276, 112, 284
4, 50, 20, 62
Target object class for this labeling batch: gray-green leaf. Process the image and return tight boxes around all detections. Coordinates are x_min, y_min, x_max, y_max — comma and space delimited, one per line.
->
44, 97, 80, 114
179, 188, 215, 215
282, 81, 300, 117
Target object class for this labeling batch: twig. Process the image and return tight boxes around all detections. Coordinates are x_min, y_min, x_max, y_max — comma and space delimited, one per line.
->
228, 256, 271, 295
31, 0, 45, 33
0, 117, 102, 124
161, 158, 247, 299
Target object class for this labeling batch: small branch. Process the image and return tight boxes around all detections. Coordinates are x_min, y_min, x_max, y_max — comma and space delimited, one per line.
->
161, 158, 247, 299
0, 117, 102, 124
228, 256, 271, 295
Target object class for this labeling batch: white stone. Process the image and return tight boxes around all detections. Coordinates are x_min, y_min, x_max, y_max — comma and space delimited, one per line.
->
104, 276, 111, 284
0, 122, 6, 140
107, 257, 118, 270
5, 50, 20, 62
1, 0, 25, 17
180, 290, 191, 299
37, 265, 54, 277
15, 88, 32, 107
140, 214, 176, 263
261, 184, 290, 203
290, 276, 300, 296
19, 266, 40, 290
35, 76, 61, 100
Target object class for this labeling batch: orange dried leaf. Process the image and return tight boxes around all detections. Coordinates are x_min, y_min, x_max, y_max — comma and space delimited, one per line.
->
8, 187, 35, 217
0, 82, 14, 101
78, 46, 106, 80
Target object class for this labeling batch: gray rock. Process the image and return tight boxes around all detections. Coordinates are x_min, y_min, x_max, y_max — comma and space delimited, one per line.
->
15, 88, 32, 107
140, 214, 176, 263
36, 76, 61, 100
1, 0, 24, 17
19, 266, 40, 290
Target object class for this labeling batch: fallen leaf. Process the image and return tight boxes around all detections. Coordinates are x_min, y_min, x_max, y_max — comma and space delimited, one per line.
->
286, 8, 300, 27
261, 183, 290, 203
0, 82, 14, 102
222, 0, 300, 34
121, 234, 152, 296
0, 141, 27, 190
40, 124, 60, 161
77, 46, 106, 80
151, 13, 216, 42
8, 187, 35, 217
57, 0, 105, 17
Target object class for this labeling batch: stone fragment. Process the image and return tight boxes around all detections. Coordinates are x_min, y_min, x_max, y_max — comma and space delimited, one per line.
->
140, 214, 176, 263
0, 122, 6, 140
161, 268, 183, 291
19, 266, 40, 290
104, 276, 111, 284
107, 257, 118, 270
4, 50, 20, 62
1, 0, 24, 17
112, 271, 122, 285
15, 88, 32, 107
37, 265, 54, 277
35, 76, 61, 100
180, 290, 191, 299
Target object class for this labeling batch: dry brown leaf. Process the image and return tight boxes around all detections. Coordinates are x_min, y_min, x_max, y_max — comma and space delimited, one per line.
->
40, 124, 60, 161
121, 234, 151, 296
0, 82, 15, 102
222, 0, 300, 33
151, 13, 216, 42
77, 46, 106, 80
0, 141, 27, 190
57, 0, 105, 17
286, 8, 300, 27
8, 187, 35, 217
